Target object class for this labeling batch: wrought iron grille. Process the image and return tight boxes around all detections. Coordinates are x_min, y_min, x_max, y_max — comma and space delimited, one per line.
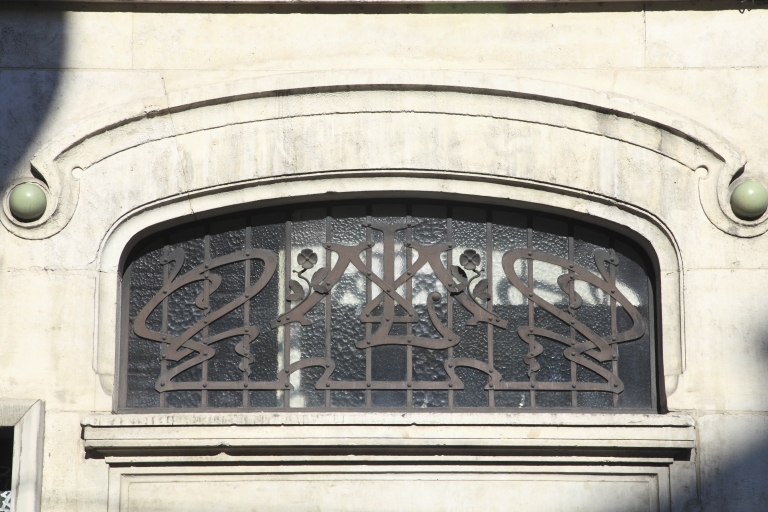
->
120, 202, 657, 411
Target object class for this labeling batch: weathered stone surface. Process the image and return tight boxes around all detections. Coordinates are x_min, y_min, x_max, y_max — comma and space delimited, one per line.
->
0, 5, 766, 512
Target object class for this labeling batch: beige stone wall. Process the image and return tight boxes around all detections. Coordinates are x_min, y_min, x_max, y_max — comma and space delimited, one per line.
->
1, 3, 767, 511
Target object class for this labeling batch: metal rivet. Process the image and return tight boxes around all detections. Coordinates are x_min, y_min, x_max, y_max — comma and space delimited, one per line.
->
285, 369, 290, 373
326, 383, 330, 388
569, 264, 574, 269
326, 281, 331, 286
571, 351, 576, 356
530, 383, 535, 388
203, 383, 207, 388
528, 251, 533, 256
205, 264, 209, 268
245, 294, 249, 299
385, 317, 390, 322
407, 338, 412, 344
365, 313, 370, 317
406, 271, 412, 275
528, 293, 533, 298
162, 335, 167, 340
448, 364, 453, 368
572, 383, 576, 389
160, 382, 165, 387
407, 383, 412, 388
246, 252, 250, 257
570, 319, 575, 324
529, 328, 534, 333
367, 341, 371, 345
448, 337, 453, 342
613, 354, 618, 360
204, 319, 208, 324
285, 383, 290, 388
449, 383, 453, 387
366, 383, 371, 387
489, 384, 493, 388
611, 336, 617, 341
285, 316, 290, 321
611, 289, 616, 294
614, 383, 619, 388
161, 354, 166, 359
529, 353, 534, 357
244, 327, 249, 332
163, 289, 168, 294
244, 383, 248, 388
326, 363, 330, 368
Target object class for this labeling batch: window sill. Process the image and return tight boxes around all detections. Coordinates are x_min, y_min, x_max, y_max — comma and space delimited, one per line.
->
82, 411, 694, 458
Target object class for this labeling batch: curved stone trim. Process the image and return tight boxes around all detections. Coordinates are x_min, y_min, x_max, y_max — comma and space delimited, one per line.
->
91, 174, 687, 410
1, 71, 760, 239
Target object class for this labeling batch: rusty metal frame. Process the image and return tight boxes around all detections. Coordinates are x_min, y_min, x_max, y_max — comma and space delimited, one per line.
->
119, 201, 656, 411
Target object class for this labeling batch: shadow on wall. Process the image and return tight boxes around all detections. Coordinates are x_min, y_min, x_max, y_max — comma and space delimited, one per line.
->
0, 6, 64, 186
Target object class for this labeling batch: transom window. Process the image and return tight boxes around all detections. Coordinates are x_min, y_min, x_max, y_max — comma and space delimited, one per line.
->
119, 201, 657, 411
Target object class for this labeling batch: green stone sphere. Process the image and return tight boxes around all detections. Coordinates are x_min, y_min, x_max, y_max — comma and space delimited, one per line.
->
8, 182, 47, 222
730, 180, 768, 220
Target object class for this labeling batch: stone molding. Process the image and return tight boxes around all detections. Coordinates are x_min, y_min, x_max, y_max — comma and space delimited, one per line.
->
3, 71, 760, 240
0, 400, 44, 512
82, 411, 695, 454
83, 411, 692, 512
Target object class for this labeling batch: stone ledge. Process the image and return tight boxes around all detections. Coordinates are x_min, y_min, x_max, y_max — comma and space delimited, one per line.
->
82, 412, 695, 457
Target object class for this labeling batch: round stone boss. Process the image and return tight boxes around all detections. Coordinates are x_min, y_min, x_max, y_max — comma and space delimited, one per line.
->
8, 182, 48, 222
730, 180, 768, 220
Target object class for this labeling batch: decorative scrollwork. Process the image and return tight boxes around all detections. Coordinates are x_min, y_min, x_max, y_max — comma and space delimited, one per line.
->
124, 205, 654, 410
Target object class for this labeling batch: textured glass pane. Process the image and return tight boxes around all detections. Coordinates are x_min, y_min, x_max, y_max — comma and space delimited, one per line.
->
372, 390, 407, 407
535, 391, 571, 408
495, 391, 530, 408
614, 239, 653, 409
208, 390, 242, 408
330, 205, 367, 383
331, 391, 366, 408
249, 213, 285, 384
412, 390, 448, 408
123, 202, 657, 412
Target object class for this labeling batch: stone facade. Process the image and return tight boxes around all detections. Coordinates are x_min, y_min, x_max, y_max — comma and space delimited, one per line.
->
1, 2, 767, 511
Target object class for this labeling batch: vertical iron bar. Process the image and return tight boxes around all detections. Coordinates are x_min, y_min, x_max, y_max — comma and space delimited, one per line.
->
202, 230, 210, 408
527, 217, 535, 408
325, 212, 332, 408
609, 240, 618, 408
447, 211, 454, 408
159, 242, 169, 408
486, 211, 494, 407
406, 209, 413, 408
243, 223, 252, 407
284, 220, 292, 409
569, 225, 577, 408
365, 210, 372, 407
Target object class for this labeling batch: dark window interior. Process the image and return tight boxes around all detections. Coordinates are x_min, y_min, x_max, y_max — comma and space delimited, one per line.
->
0, 427, 12, 493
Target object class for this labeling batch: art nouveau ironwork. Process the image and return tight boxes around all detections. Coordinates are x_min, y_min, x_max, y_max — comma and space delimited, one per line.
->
120, 202, 656, 410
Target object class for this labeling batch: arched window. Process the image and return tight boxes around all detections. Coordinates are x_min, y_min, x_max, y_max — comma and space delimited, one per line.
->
118, 201, 658, 411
